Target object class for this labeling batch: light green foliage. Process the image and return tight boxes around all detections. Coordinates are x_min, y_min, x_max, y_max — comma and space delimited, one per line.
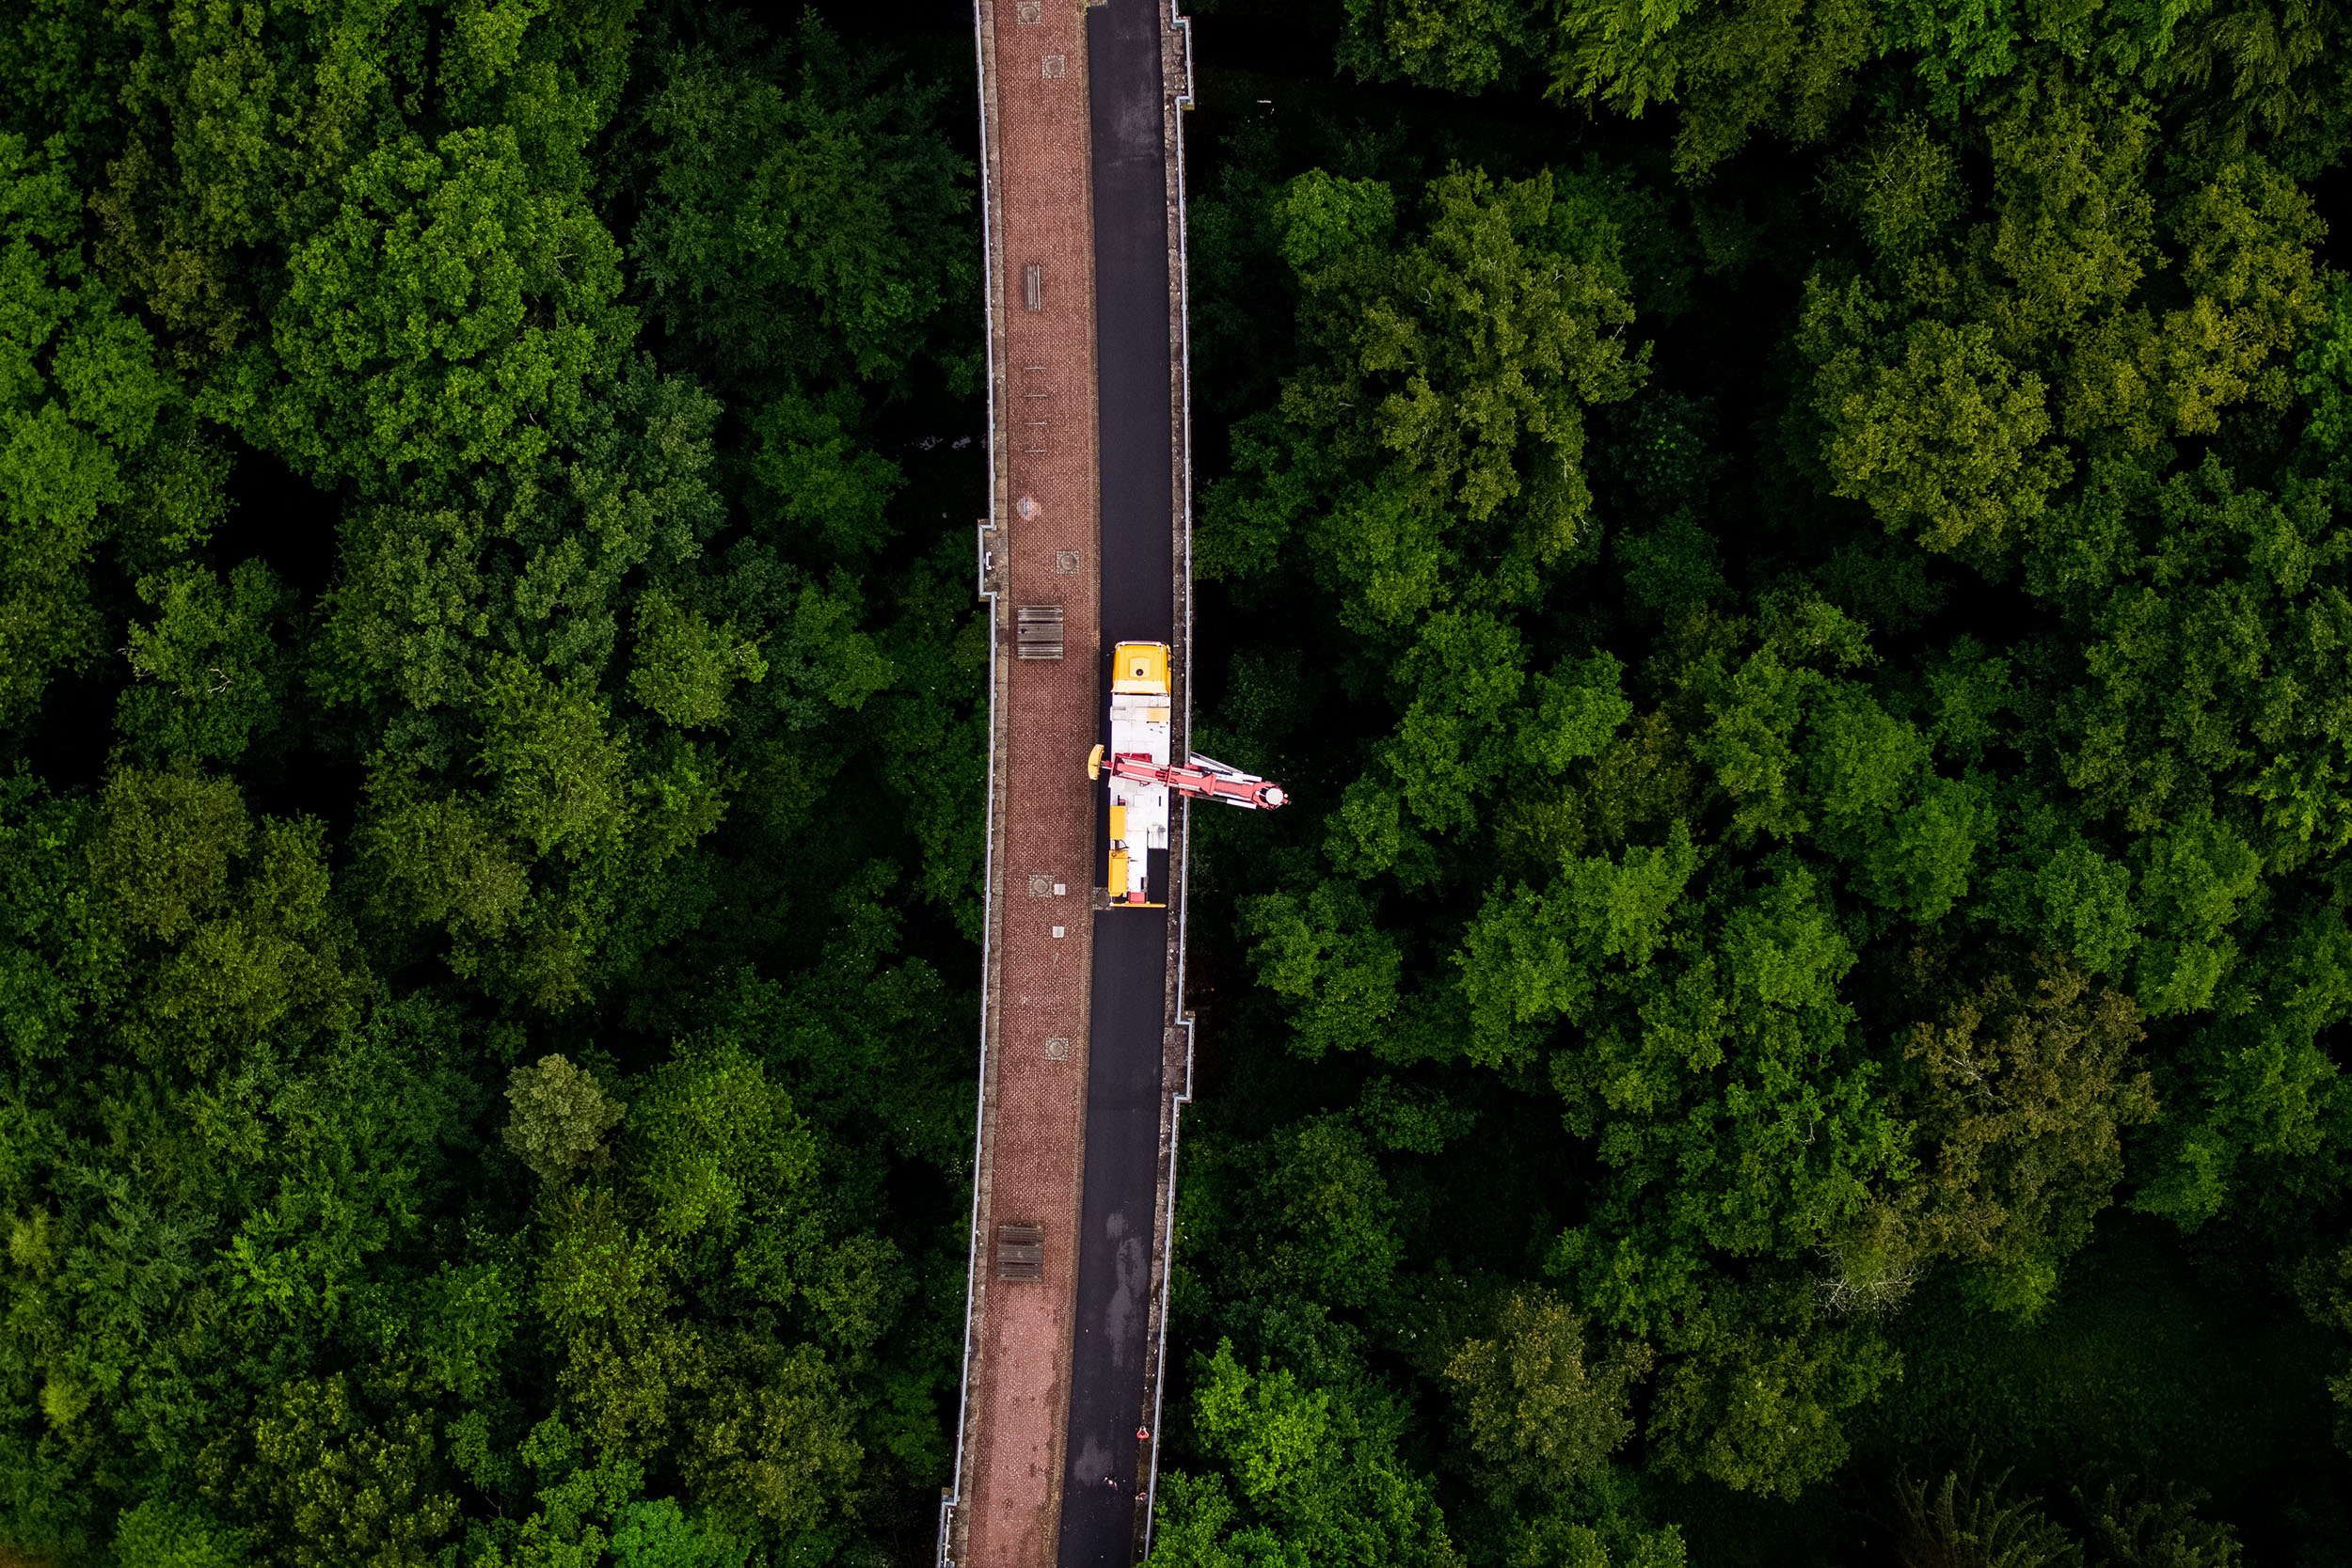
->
1972, 85, 2159, 359
1500, 1516, 1687, 1568
1522, 653, 1637, 771
354, 774, 532, 953
326, 360, 911, 1008
1251, 1117, 1404, 1308
119, 562, 296, 764
112, 1497, 245, 1568
1196, 1343, 1334, 1502
320, 363, 727, 711
349, 1260, 520, 1405
487, 1416, 644, 1568
1823, 119, 1965, 258
214, 1367, 460, 1568
628, 588, 766, 730
2132, 158, 2325, 436
366, 661, 693, 1006
740, 384, 905, 558
1243, 884, 1408, 1061
8, 0, 2352, 1552
533, 1190, 702, 1458
1803, 291, 2069, 554
128, 811, 363, 1075
1176, 6, 2352, 1532
245, 123, 628, 496
2047, 458, 2347, 832
1342, 0, 2352, 177
1803, 683, 1993, 919
1384, 611, 1531, 835
1800, 684, 1929, 844
609, 1497, 749, 1568
1644, 1286, 1900, 1497
1443, 1289, 1645, 1495
9, 1162, 208, 1438
1680, 594, 1876, 842
1336, 0, 1546, 98
504, 1054, 624, 1182
2131, 813, 2262, 1017
1273, 168, 1398, 272
1340, 0, 1877, 171
1152, 1342, 1462, 1568
1799, 88, 2326, 561
1350, 166, 1638, 562
480, 657, 632, 863
87, 767, 367, 1075
227, 1006, 475, 1318
1456, 825, 1699, 1065
1996, 448, 2352, 1226
1616, 513, 1724, 619
628, 1039, 814, 1239
69, 0, 637, 367
2298, 278, 2352, 457
88, 766, 251, 942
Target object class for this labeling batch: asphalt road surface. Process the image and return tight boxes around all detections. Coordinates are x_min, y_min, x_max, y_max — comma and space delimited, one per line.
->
1057, 0, 1176, 1562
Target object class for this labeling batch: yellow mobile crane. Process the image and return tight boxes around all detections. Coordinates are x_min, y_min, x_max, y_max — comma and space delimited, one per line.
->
1087, 641, 1287, 906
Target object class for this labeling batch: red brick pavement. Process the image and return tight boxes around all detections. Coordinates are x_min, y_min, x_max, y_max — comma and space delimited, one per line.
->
954, 2, 1102, 1566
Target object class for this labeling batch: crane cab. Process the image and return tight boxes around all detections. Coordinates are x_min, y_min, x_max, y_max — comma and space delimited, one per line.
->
1112, 641, 1169, 695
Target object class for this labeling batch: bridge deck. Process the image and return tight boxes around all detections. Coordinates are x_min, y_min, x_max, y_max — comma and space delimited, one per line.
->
944, 3, 1196, 1566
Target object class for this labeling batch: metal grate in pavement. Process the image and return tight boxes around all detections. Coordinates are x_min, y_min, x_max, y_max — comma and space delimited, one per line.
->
995, 1223, 1044, 1282
1016, 605, 1065, 659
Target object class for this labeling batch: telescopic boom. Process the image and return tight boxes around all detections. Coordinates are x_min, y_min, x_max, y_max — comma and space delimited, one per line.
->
1088, 746, 1288, 810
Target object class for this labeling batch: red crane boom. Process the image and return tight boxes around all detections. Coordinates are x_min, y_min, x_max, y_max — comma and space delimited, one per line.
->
1088, 748, 1288, 810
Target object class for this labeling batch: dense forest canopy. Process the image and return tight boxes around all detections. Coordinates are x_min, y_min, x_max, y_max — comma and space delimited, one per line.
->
1162, 0, 2352, 1560
1, 0, 2351, 1562
0, 0, 987, 1560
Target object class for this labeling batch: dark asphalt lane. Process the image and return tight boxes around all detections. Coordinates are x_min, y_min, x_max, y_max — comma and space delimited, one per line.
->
1089, 0, 1174, 648
1058, 0, 1175, 1563
1058, 907, 1168, 1562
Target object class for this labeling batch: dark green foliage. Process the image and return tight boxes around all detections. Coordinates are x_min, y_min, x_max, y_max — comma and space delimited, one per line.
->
0, 131, 178, 727
0, 0, 980, 1561
1162, 0, 2352, 1560
5, 0, 2352, 1555
1887, 1464, 2078, 1568
620, 11, 977, 392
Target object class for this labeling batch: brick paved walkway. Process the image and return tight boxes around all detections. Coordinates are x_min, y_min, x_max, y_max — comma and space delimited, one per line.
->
949, 2, 1103, 1566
